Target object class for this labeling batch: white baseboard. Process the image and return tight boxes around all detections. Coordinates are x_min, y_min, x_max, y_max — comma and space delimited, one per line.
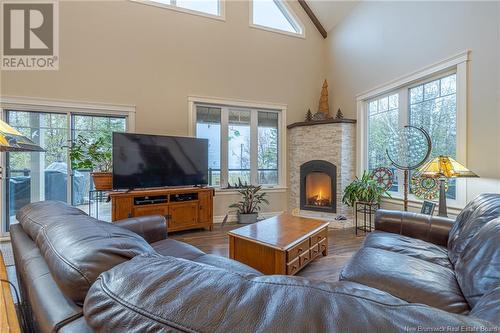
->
214, 211, 284, 224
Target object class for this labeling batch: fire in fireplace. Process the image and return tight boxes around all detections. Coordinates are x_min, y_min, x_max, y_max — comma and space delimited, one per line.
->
306, 172, 332, 207
300, 160, 337, 213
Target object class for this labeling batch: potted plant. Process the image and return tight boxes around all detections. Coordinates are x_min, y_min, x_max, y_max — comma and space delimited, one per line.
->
342, 170, 391, 207
229, 185, 269, 224
69, 135, 112, 190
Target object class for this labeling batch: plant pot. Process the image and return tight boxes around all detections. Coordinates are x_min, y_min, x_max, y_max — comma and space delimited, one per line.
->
91, 172, 112, 190
237, 212, 258, 224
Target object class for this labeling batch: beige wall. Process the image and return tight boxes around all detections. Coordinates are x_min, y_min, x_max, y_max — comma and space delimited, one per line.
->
0, 0, 327, 218
326, 1, 500, 207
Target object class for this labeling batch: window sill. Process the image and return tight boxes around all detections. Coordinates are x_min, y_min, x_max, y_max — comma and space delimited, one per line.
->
381, 195, 463, 216
215, 187, 287, 196
249, 23, 305, 39
130, 0, 225, 22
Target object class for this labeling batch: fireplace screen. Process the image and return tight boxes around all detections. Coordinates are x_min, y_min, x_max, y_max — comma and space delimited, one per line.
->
300, 160, 336, 213
305, 172, 332, 207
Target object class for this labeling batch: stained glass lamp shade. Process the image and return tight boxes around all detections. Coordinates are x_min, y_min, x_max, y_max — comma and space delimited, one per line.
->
0, 119, 44, 152
416, 156, 478, 217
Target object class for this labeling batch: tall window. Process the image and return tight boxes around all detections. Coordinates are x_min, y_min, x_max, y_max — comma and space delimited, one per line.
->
366, 72, 458, 199
138, 0, 221, 17
251, 0, 304, 36
195, 104, 280, 188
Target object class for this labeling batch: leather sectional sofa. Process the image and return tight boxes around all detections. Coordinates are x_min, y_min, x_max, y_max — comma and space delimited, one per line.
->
10, 194, 500, 332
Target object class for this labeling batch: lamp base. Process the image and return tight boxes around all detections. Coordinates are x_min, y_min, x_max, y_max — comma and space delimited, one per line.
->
438, 178, 448, 218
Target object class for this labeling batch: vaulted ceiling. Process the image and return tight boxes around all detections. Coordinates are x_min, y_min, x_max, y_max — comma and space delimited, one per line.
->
306, 0, 359, 34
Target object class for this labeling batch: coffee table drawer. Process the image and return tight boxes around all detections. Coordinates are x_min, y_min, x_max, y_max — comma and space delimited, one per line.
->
310, 243, 320, 259
310, 228, 328, 245
287, 238, 310, 262
286, 257, 300, 275
299, 250, 311, 266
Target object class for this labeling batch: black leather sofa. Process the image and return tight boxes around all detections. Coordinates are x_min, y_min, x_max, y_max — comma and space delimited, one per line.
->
10, 194, 500, 332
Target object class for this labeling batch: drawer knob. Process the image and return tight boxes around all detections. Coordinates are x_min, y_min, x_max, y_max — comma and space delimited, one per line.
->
298, 248, 303, 253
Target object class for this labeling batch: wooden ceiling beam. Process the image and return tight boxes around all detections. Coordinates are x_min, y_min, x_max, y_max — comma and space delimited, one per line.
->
298, 0, 327, 39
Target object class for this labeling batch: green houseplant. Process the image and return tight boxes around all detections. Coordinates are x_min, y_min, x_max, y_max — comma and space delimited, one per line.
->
69, 135, 112, 190
229, 185, 269, 224
342, 171, 391, 207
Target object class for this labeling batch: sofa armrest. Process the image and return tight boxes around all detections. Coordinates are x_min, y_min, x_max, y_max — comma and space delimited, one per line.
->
375, 209, 455, 247
115, 215, 167, 244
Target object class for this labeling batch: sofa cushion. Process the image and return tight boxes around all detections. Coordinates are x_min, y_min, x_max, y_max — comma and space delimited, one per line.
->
363, 231, 452, 269
16, 201, 86, 240
152, 238, 262, 275
36, 217, 155, 304
448, 193, 500, 265
340, 247, 469, 314
469, 284, 500, 326
454, 218, 500, 307
84, 254, 496, 332
10, 224, 84, 333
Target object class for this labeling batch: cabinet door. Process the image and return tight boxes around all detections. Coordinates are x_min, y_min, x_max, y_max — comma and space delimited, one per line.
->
198, 191, 212, 224
112, 197, 133, 221
169, 202, 198, 229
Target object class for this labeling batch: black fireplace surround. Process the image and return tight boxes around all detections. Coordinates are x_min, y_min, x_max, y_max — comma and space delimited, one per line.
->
300, 160, 337, 213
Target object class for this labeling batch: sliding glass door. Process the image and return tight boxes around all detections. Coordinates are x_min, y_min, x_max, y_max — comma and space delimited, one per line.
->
5, 111, 68, 228
4, 110, 127, 230
71, 114, 126, 218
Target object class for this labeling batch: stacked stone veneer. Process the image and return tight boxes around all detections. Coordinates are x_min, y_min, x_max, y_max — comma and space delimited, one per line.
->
288, 122, 356, 227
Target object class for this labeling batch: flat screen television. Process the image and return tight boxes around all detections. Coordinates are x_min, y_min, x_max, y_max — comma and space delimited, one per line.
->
112, 133, 208, 190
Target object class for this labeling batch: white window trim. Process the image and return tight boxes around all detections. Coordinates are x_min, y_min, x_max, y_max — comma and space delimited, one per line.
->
130, 0, 225, 22
188, 95, 287, 190
356, 50, 470, 209
249, 0, 305, 39
0, 96, 136, 237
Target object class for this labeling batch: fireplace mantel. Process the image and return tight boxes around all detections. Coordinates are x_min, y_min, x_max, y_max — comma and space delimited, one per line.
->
287, 118, 356, 129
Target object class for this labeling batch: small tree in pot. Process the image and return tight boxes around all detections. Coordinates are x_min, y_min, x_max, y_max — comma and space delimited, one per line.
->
229, 185, 269, 224
69, 135, 112, 190
342, 170, 391, 207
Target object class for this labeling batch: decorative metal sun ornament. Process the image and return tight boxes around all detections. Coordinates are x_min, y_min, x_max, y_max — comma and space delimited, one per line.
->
386, 125, 432, 211
386, 126, 432, 171
371, 167, 394, 191
411, 175, 448, 200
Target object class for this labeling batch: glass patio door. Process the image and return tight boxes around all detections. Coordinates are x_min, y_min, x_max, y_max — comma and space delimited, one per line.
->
5, 110, 69, 229
4, 110, 127, 230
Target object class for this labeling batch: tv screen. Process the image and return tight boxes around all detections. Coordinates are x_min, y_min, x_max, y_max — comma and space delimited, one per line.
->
112, 133, 208, 189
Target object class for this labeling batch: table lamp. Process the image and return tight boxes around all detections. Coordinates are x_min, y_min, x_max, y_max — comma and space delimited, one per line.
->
415, 155, 478, 217
0, 119, 44, 179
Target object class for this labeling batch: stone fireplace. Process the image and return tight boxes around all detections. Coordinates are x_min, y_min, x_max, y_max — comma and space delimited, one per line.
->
288, 119, 356, 227
300, 160, 336, 213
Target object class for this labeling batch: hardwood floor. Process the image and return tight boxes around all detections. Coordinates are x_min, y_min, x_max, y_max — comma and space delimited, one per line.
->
170, 223, 365, 282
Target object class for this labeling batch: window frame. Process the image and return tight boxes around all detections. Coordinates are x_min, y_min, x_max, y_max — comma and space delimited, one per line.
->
356, 51, 470, 209
188, 96, 287, 190
249, 0, 305, 39
130, 0, 225, 22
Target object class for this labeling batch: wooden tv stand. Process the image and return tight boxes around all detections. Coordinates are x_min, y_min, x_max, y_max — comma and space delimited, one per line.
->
109, 187, 214, 233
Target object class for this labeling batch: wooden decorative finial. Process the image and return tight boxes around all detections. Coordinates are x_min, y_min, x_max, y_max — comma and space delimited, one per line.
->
318, 80, 330, 118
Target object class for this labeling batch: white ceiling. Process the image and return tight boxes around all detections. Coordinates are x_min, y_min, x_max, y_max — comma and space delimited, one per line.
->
307, 0, 359, 33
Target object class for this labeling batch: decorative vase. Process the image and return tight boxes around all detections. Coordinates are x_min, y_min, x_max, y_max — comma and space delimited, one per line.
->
91, 172, 112, 190
237, 212, 258, 224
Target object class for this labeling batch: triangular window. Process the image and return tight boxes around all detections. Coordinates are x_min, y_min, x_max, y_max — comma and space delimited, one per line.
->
251, 0, 304, 36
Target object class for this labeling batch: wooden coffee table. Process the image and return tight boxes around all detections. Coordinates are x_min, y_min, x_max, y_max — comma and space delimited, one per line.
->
228, 214, 329, 275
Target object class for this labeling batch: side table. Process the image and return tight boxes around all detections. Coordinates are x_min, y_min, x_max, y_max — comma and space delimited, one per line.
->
355, 201, 379, 235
